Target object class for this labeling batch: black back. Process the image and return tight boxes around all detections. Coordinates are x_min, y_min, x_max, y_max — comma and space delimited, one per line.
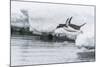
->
56, 24, 67, 28
69, 24, 81, 30
56, 16, 86, 30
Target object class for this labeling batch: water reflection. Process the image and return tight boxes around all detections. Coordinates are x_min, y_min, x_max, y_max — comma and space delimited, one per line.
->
11, 35, 95, 66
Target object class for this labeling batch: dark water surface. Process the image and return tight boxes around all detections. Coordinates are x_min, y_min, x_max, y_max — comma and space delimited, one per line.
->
11, 35, 95, 66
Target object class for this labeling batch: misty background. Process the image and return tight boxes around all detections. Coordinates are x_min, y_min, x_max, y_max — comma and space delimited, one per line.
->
11, 1, 95, 34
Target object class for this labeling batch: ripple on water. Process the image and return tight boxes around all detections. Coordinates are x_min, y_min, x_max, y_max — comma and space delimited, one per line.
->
11, 35, 95, 66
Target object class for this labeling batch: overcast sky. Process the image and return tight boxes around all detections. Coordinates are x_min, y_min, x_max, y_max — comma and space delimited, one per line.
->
11, 1, 95, 32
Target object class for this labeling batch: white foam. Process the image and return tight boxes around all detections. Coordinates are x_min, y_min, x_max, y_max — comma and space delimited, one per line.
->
75, 23, 95, 48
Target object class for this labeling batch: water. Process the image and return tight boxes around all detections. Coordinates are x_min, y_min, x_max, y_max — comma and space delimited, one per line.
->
11, 35, 95, 66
